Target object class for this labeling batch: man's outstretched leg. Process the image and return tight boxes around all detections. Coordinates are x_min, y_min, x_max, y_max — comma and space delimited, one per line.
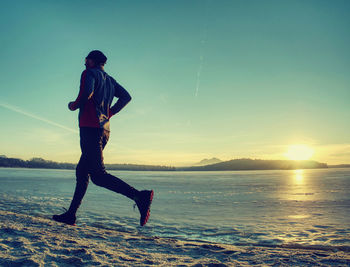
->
52, 128, 106, 225
52, 155, 90, 225
68, 158, 90, 215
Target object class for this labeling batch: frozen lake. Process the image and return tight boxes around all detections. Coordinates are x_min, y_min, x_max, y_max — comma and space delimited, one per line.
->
0, 167, 349, 251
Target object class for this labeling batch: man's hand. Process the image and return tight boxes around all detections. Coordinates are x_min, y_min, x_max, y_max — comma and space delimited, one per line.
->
68, 101, 76, 111
108, 107, 115, 119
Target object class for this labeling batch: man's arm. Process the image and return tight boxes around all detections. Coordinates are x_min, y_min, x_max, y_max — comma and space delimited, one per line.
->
68, 70, 95, 111
109, 78, 132, 118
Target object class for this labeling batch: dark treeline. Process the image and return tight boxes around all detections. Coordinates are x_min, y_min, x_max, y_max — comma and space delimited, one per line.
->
0, 156, 175, 171
178, 158, 328, 171
0, 155, 335, 172
0, 156, 75, 169
105, 163, 175, 171
328, 164, 350, 168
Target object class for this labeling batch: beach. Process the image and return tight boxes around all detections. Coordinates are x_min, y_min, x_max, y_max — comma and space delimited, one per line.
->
1, 210, 349, 266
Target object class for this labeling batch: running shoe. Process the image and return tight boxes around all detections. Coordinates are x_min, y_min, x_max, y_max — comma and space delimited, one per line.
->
52, 207, 76, 226
133, 190, 154, 226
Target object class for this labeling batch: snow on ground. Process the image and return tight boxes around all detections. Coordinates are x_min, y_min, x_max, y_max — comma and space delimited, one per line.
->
0, 210, 349, 266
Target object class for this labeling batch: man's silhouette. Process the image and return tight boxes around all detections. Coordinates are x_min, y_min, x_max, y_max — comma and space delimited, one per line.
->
52, 50, 153, 227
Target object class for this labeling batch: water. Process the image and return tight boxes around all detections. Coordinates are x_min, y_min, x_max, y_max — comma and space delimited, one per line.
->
0, 167, 349, 250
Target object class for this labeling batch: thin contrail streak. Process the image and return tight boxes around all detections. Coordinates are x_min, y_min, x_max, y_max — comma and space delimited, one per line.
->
0, 101, 135, 153
195, 0, 210, 97
195, 53, 205, 98
0, 102, 78, 134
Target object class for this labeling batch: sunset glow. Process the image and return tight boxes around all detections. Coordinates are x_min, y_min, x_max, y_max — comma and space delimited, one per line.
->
285, 145, 314, 161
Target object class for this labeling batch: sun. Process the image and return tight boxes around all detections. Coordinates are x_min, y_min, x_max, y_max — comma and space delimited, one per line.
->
285, 144, 314, 160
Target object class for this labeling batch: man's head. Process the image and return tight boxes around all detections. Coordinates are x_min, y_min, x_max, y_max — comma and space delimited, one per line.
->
85, 50, 107, 68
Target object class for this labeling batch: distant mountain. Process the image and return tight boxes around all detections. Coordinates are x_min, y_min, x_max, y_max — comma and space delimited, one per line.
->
180, 158, 328, 171
193, 157, 222, 166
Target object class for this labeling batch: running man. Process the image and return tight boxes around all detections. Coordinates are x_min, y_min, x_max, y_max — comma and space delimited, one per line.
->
52, 50, 153, 227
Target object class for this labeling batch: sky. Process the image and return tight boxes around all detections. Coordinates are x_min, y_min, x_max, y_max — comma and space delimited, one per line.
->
0, 0, 349, 166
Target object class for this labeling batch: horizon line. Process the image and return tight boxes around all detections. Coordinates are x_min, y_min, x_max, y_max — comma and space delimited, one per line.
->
1, 154, 347, 167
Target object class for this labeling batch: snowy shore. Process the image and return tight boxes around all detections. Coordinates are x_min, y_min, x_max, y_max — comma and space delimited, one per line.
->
0, 210, 349, 266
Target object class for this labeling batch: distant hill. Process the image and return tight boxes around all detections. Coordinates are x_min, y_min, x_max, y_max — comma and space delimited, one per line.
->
179, 158, 328, 171
193, 157, 222, 166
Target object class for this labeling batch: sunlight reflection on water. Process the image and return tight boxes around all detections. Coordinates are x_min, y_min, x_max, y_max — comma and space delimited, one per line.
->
294, 169, 304, 184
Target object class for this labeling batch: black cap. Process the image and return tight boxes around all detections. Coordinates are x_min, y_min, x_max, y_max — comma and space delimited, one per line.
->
86, 50, 107, 65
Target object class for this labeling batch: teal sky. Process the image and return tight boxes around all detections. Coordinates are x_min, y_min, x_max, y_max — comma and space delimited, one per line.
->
0, 0, 349, 166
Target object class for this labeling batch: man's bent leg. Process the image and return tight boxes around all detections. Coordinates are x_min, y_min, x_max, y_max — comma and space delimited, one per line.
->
90, 168, 139, 200
85, 128, 140, 200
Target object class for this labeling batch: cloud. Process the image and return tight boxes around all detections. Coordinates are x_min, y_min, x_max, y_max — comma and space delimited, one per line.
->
330, 151, 350, 157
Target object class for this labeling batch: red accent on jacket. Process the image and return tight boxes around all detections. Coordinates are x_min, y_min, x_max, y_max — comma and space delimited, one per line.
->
71, 70, 100, 128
